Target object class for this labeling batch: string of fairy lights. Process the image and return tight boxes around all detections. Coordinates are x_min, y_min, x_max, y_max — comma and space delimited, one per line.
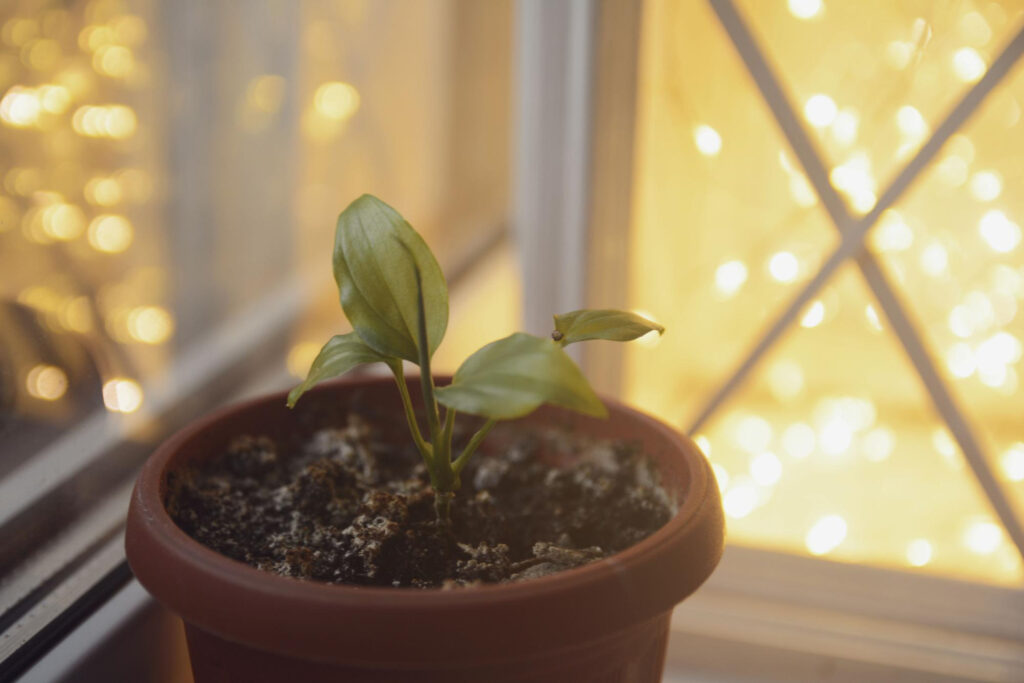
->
626, 0, 1024, 584
1, 0, 364, 420
0, 0, 159, 415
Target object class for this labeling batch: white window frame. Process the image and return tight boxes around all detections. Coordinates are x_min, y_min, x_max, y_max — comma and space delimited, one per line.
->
513, 0, 1024, 678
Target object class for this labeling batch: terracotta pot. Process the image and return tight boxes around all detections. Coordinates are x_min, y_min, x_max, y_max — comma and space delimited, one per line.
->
125, 374, 724, 682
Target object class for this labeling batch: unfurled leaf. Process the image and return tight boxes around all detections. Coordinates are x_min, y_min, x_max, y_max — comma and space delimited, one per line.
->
333, 195, 448, 363
553, 309, 664, 345
435, 333, 607, 420
287, 333, 398, 408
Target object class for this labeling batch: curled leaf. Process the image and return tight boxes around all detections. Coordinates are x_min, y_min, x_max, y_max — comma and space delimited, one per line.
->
333, 194, 448, 363
553, 309, 664, 345
435, 333, 607, 420
287, 333, 398, 408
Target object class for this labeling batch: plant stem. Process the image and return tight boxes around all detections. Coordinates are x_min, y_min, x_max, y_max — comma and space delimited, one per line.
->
433, 491, 453, 528
441, 406, 456, 467
388, 362, 431, 461
453, 419, 497, 475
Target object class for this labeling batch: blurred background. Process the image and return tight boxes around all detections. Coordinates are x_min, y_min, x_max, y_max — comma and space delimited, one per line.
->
2, 0, 1024, 680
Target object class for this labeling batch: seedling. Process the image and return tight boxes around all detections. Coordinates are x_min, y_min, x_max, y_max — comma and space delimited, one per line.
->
288, 195, 664, 524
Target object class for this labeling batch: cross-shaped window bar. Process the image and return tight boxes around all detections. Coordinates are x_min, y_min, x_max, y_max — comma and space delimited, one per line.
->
688, 0, 1024, 565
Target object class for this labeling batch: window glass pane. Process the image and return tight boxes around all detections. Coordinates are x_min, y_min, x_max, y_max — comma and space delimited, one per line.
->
700, 265, 1021, 585
624, 0, 837, 424
0, 0, 514, 490
1, 0, 165, 475
624, 0, 1023, 584
873, 63, 1024, 529
735, 0, 1024, 208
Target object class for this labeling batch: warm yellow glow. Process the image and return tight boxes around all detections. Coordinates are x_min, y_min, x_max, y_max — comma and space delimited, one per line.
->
964, 520, 1002, 555
286, 341, 321, 378
24, 38, 61, 70
127, 306, 173, 344
952, 47, 986, 83
871, 210, 913, 252
38, 84, 70, 114
787, 0, 823, 20
906, 539, 933, 567
919, 242, 948, 276
723, 482, 758, 519
864, 304, 883, 331
885, 41, 913, 70
978, 209, 1021, 253
768, 359, 804, 400
79, 25, 114, 52
804, 94, 837, 128
805, 515, 847, 555
830, 152, 876, 212
72, 104, 137, 139
862, 426, 894, 462
57, 65, 94, 99
735, 415, 773, 454
115, 168, 154, 203
694, 434, 712, 457
711, 463, 729, 491
896, 105, 929, 140
41, 203, 86, 241
314, 81, 360, 121
978, 331, 1022, 366
93, 45, 134, 79
111, 15, 148, 46
768, 251, 799, 282
246, 74, 286, 113
945, 342, 976, 378
800, 300, 825, 328
0, 195, 17, 233
2, 18, 37, 47
714, 259, 747, 297
830, 108, 858, 146
84, 176, 123, 206
947, 291, 997, 339
788, 174, 817, 207
1002, 444, 1024, 482
87, 215, 133, 253
931, 428, 963, 471
750, 451, 782, 486
59, 296, 92, 333
629, 0, 1024, 586
102, 378, 143, 413
631, 308, 663, 348
936, 155, 969, 187
818, 417, 853, 456
781, 422, 815, 459
0, 86, 41, 128
969, 171, 1002, 202
693, 124, 722, 156
26, 364, 68, 401
961, 10, 991, 42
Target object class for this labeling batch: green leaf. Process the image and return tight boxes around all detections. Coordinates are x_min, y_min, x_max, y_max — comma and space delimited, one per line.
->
333, 194, 448, 363
287, 333, 398, 408
553, 309, 665, 345
435, 333, 607, 420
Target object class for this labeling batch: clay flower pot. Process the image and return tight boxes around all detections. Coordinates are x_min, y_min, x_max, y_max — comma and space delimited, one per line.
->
126, 374, 724, 682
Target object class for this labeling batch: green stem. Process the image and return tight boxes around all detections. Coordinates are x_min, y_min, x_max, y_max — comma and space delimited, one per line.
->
441, 406, 456, 466
453, 419, 497, 475
388, 362, 431, 461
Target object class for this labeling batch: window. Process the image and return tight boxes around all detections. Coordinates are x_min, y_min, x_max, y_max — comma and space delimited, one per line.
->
0, 1, 515, 676
622, 0, 1024, 586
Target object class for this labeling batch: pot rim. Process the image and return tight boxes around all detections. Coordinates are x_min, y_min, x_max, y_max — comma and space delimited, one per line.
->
126, 373, 724, 665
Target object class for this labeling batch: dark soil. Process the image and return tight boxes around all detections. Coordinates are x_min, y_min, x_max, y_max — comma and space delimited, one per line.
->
166, 414, 676, 588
